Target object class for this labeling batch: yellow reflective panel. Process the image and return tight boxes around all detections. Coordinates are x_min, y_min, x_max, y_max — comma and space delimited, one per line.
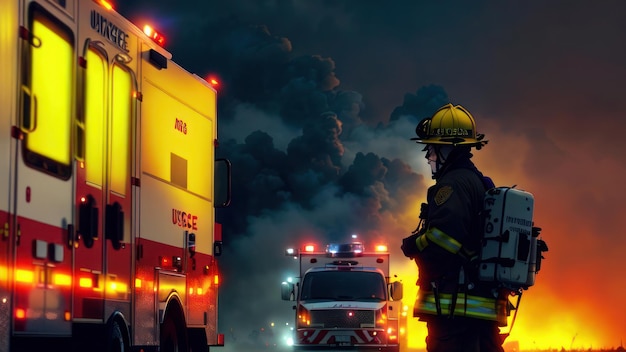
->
110, 65, 131, 196
28, 16, 72, 165
85, 49, 106, 186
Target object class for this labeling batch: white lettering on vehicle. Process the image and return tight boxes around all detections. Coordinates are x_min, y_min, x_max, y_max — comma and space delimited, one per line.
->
90, 10, 129, 52
172, 209, 198, 230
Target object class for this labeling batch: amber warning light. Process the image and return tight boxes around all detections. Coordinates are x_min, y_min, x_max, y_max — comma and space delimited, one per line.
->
94, 0, 114, 11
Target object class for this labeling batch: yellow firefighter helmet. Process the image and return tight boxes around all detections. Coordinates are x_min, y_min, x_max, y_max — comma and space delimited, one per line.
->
411, 103, 487, 148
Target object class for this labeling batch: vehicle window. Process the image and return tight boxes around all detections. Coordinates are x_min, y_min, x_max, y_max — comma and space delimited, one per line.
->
22, 4, 74, 179
81, 47, 107, 186
301, 271, 386, 301
109, 64, 131, 196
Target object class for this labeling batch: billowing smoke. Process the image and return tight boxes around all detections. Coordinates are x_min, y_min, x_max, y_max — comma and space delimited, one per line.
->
205, 23, 438, 349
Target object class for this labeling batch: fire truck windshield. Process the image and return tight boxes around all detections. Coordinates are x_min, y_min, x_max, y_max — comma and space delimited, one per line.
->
300, 271, 386, 301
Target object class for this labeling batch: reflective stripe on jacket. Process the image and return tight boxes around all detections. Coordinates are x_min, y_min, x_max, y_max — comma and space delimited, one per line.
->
414, 291, 509, 326
416, 227, 463, 254
415, 226, 479, 263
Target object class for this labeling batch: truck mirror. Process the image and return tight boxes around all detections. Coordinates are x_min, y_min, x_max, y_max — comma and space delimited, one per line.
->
281, 282, 295, 301
390, 281, 403, 301
215, 158, 232, 208
214, 240, 223, 257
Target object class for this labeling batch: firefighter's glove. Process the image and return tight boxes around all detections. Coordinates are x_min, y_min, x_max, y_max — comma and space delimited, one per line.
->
419, 202, 428, 220
401, 233, 420, 258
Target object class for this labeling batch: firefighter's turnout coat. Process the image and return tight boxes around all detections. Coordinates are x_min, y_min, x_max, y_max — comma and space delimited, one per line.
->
405, 153, 508, 325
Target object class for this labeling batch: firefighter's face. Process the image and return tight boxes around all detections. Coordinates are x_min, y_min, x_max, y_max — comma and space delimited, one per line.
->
425, 145, 437, 174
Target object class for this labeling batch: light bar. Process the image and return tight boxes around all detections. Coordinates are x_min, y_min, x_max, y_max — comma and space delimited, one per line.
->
143, 25, 165, 47
325, 242, 365, 258
304, 245, 315, 252
375, 244, 388, 252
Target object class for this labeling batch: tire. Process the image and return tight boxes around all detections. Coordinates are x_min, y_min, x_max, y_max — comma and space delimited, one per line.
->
188, 328, 208, 352
105, 319, 127, 352
161, 316, 188, 352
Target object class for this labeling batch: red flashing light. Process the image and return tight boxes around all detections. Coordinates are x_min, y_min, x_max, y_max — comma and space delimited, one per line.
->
143, 25, 166, 47
304, 245, 315, 252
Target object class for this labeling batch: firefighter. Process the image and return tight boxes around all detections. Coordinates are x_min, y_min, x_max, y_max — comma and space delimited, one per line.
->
401, 103, 505, 352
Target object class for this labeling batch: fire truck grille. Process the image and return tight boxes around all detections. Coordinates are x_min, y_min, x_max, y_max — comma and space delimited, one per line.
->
310, 310, 375, 328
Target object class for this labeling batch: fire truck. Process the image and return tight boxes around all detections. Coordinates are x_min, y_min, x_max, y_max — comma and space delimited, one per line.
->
282, 242, 404, 352
0, 0, 230, 351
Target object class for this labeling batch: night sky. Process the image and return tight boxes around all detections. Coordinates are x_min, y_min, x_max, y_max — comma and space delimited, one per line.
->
117, 1, 626, 350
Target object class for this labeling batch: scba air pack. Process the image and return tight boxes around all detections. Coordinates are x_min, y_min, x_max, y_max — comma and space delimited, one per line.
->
478, 187, 548, 291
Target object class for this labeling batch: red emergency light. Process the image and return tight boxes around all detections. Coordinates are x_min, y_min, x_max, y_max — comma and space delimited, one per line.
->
143, 25, 166, 47
207, 76, 219, 87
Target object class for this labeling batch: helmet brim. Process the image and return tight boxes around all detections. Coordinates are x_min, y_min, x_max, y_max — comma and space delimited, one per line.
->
411, 137, 488, 147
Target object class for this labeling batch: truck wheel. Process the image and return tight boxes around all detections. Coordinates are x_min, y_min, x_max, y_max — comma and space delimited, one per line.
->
105, 319, 126, 352
188, 328, 208, 352
161, 316, 188, 352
